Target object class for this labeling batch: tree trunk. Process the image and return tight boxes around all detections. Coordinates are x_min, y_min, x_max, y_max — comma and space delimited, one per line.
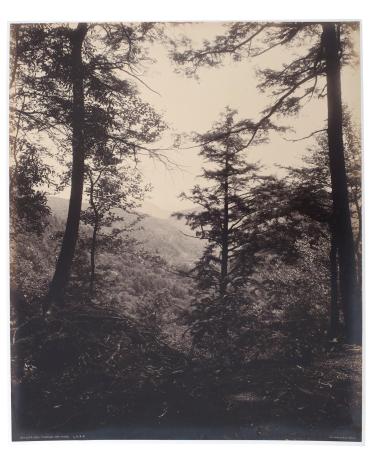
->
44, 23, 87, 311
10, 24, 20, 91
352, 198, 362, 290
89, 223, 98, 295
329, 222, 339, 340
322, 22, 361, 344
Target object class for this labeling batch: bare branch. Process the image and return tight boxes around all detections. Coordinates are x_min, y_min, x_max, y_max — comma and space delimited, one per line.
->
283, 128, 327, 143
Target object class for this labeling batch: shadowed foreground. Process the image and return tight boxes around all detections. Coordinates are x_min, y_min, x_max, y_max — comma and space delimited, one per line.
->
11, 300, 361, 441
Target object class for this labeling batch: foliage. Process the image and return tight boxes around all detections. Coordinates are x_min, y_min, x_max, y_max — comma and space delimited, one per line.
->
173, 109, 268, 359
171, 22, 357, 119
11, 302, 188, 435
11, 213, 194, 343
10, 23, 167, 304
9, 22, 362, 439
170, 21, 361, 343
9, 147, 52, 236
80, 157, 149, 292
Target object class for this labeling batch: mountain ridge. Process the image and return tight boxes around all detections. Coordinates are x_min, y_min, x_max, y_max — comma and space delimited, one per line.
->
47, 196, 204, 266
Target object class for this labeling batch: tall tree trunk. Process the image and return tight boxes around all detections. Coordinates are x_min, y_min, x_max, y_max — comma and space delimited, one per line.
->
352, 197, 362, 290
10, 24, 20, 91
329, 222, 339, 340
89, 223, 98, 295
44, 23, 87, 311
322, 22, 361, 344
220, 155, 229, 296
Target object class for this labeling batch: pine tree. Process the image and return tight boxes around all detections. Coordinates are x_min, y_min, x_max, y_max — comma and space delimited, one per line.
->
174, 109, 266, 356
171, 21, 361, 343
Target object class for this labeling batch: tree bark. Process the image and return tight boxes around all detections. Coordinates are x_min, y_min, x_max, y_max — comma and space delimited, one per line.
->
10, 24, 20, 91
352, 195, 362, 290
322, 22, 361, 344
44, 23, 87, 311
89, 223, 98, 295
329, 222, 339, 340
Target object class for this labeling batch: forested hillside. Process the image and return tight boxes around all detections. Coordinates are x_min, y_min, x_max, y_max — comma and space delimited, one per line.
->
12, 205, 196, 345
47, 196, 204, 266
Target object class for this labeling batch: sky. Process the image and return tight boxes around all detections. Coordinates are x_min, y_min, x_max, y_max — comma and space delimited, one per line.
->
130, 23, 361, 214
52, 23, 361, 216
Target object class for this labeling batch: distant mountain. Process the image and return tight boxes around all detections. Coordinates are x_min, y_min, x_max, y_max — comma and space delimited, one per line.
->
134, 214, 203, 266
47, 196, 204, 266
47, 195, 73, 220
137, 201, 171, 219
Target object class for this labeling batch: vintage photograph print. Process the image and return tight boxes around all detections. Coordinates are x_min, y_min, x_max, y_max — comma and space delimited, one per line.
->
9, 22, 362, 441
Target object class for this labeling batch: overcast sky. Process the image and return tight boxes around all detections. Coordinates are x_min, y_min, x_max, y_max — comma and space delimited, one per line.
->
132, 23, 361, 213
51, 23, 361, 215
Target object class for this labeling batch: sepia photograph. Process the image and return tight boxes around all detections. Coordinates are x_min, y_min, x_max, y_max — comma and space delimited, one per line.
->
9, 20, 362, 442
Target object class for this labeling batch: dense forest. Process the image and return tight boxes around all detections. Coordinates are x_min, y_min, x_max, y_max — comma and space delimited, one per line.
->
9, 22, 361, 440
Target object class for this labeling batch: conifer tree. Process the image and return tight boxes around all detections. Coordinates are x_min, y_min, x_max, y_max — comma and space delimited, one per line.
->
171, 21, 361, 343
174, 109, 266, 354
